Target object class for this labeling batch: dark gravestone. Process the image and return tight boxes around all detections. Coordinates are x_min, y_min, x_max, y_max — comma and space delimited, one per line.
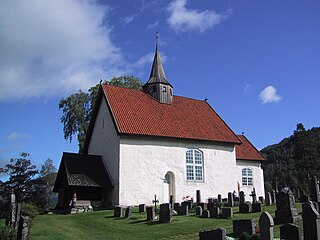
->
202, 210, 210, 218
139, 204, 146, 213
178, 204, 188, 216
159, 203, 172, 223
228, 192, 234, 207
259, 196, 264, 204
196, 190, 201, 204
274, 188, 300, 224
182, 201, 192, 210
302, 201, 320, 240
114, 206, 124, 217
125, 206, 132, 218
252, 202, 262, 213
17, 216, 31, 240
199, 228, 227, 240
218, 194, 222, 203
169, 195, 173, 209
173, 203, 180, 212
221, 208, 233, 218
250, 188, 257, 204
239, 191, 245, 204
280, 223, 301, 240
146, 206, 155, 221
259, 212, 274, 240
233, 219, 255, 237
197, 202, 206, 210
210, 207, 220, 218
208, 198, 213, 204
196, 206, 203, 216
265, 192, 272, 206
239, 203, 250, 213
300, 192, 309, 203
310, 176, 320, 203
271, 190, 276, 205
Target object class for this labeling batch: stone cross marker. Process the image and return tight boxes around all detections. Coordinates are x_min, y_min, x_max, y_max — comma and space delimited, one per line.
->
259, 212, 274, 240
152, 194, 159, 211
302, 201, 320, 240
250, 188, 257, 204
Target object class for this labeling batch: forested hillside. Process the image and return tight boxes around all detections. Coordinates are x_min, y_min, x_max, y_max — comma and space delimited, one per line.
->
261, 124, 320, 194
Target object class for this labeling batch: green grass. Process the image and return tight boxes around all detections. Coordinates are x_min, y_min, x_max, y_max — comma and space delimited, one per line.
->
2, 203, 303, 240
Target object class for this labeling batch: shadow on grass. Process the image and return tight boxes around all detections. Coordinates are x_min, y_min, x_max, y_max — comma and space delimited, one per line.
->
104, 216, 115, 219
129, 219, 149, 224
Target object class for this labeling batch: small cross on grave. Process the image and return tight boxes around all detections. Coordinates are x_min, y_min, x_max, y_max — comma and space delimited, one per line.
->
152, 194, 159, 211
250, 188, 257, 204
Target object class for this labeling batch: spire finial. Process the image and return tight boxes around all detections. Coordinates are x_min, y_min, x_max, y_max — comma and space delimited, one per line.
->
156, 32, 159, 50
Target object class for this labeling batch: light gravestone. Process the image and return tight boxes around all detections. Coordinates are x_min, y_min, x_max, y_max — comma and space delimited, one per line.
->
274, 188, 299, 224
159, 203, 172, 223
199, 228, 227, 240
6, 191, 16, 228
233, 219, 255, 237
280, 223, 301, 240
15, 203, 21, 229
228, 192, 234, 207
146, 206, 155, 221
302, 201, 320, 240
17, 216, 31, 240
259, 212, 274, 240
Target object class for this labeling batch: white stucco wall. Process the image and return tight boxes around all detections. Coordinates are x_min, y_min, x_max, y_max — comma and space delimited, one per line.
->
88, 97, 120, 205
119, 136, 242, 206
236, 160, 265, 202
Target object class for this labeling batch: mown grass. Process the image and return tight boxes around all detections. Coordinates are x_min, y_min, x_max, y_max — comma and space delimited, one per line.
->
2, 203, 303, 240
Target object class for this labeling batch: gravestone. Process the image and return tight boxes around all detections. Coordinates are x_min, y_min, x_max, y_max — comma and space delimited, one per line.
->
182, 201, 192, 210
218, 194, 222, 203
265, 192, 272, 206
125, 206, 132, 218
202, 210, 210, 218
280, 223, 301, 240
178, 204, 188, 216
139, 204, 146, 213
310, 176, 320, 203
17, 216, 30, 240
114, 205, 125, 217
198, 202, 206, 210
228, 192, 234, 207
196, 190, 201, 204
208, 198, 213, 204
302, 201, 320, 240
299, 191, 309, 203
169, 195, 173, 209
6, 191, 16, 228
259, 212, 274, 240
221, 208, 233, 218
210, 207, 220, 218
233, 219, 255, 237
196, 206, 203, 216
274, 188, 299, 224
252, 202, 262, 213
173, 203, 180, 212
239, 191, 250, 213
152, 194, 159, 211
199, 228, 227, 240
159, 203, 173, 223
259, 196, 264, 204
146, 206, 155, 221
250, 188, 257, 204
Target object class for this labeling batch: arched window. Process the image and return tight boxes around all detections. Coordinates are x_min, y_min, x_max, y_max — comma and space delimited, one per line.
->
242, 168, 253, 186
186, 149, 203, 181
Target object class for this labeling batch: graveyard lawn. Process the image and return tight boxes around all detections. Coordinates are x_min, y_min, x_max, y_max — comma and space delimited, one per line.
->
2, 204, 302, 239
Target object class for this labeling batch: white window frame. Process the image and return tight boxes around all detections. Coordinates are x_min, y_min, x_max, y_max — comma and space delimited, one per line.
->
242, 168, 253, 186
186, 149, 204, 182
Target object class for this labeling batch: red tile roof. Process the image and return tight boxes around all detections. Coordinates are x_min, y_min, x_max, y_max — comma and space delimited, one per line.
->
102, 85, 241, 144
236, 135, 265, 161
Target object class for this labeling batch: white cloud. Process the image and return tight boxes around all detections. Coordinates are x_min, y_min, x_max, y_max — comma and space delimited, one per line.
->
7, 132, 27, 141
147, 21, 159, 30
121, 14, 138, 25
167, 0, 232, 33
243, 84, 251, 93
0, 0, 123, 101
259, 86, 282, 104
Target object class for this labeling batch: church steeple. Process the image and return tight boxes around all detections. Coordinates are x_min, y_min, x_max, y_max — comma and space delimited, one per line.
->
143, 34, 173, 104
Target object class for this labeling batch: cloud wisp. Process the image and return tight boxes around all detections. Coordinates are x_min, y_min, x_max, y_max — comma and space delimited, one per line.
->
0, 0, 123, 101
121, 14, 138, 25
7, 132, 27, 141
259, 86, 282, 104
167, 0, 231, 33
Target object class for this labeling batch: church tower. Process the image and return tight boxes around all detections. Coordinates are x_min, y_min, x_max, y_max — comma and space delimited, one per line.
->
143, 40, 173, 104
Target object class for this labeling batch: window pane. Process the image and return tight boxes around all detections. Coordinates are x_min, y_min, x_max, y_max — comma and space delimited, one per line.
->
186, 150, 193, 164
195, 166, 203, 181
247, 169, 252, 176
186, 165, 194, 180
242, 177, 247, 185
248, 177, 253, 185
195, 150, 202, 164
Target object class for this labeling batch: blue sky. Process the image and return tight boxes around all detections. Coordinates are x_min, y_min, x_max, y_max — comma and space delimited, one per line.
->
0, 0, 319, 174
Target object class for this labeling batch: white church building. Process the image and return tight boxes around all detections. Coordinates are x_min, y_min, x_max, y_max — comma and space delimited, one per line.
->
54, 45, 265, 209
